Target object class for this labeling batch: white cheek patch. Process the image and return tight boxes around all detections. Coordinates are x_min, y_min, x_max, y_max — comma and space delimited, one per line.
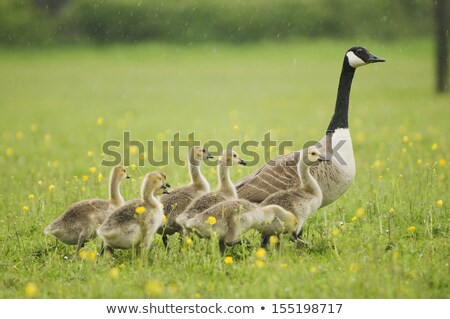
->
346, 51, 366, 68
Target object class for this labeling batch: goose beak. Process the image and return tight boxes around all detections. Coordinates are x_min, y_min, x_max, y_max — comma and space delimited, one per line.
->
367, 52, 385, 63
238, 159, 247, 166
206, 153, 214, 159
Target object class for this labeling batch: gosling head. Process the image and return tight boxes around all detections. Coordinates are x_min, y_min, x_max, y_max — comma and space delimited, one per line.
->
112, 165, 130, 181
304, 146, 327, 166
346, 46, 385, 69
221, 149, 247, 167
192, 146, 213, 162
144, 171, 170, 196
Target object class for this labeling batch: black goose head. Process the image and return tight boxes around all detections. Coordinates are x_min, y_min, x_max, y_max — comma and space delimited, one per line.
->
345, 46, 385, 69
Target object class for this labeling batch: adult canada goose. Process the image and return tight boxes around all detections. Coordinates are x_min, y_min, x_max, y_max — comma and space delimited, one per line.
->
44, 165, 129, 254
97, 171, 169, 255
260, 146, 325, 247
158, 146, 213, 245
236, 46, 385, 207
179, 198, 297, 255
175, 149, 246, 227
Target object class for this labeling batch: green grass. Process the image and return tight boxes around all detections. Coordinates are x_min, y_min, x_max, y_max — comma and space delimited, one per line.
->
0, 39, 448, 298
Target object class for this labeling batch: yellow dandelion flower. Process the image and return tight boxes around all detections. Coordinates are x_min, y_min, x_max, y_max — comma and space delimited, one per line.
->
28, 194, 35, 200
118, 263, 125, 269
44, 134, 51, 143
279, 263, 288, 269
331, 228, 340, 237
349, 263, 359, 273
24, 282, 38, 298
224, 256, 233, 264
87, 150, 93, 157
130, 164, 137, 171
355, 131, 365, 143
96, 117, 104, 125
5, 147, 13, 157
22, 206, 29, 212
16, 131, 24, 140
78, 249, 88, 260
97, 173, 103, 183
194, 292, 202, 298
145, 280, 163, 297
408, 226, 416, 231
30, 124, 38, 132
255, 247, 267, 259
37, 180, 42, 186
309, 266, 318, 274
437, 200, 443, 207
373, 160, 381, 168
109, 268, 119, 279
135, 206, 146, 214
129, 146, 138, 155
431, 143, 438, 151
185, 238, 193, 246
89, 166, 97, 174
438, 159, 447, 167
232, 124, 239, 131
80, 186, 86, 192
88, 251, 97, 261
402, 135, 409, 143
417, 159, 423, 165
82, 175, 88, 182
356, 208, 365, 217
389, 208, 395, 214
351, 216, 357, 222
162, 215, 167, 223
255, 260, 265, 268
391, 250, 400, 260
269, 235, 279, 246
207, 216, 216, 225
48, 184, 55, 191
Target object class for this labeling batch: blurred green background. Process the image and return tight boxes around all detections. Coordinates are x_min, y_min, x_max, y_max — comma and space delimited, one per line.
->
0, 0, 437, 46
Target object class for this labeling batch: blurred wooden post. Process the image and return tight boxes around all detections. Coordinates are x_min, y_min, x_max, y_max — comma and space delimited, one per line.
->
435, 0, 449, 93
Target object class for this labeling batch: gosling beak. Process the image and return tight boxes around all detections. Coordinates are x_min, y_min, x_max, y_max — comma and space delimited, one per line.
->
238, 159, 247, 166
164, 182, 171, 188
126, 175, 130, 179
367, 52, 385, 63
162, 184, 170, 194
206, 153, 214, 159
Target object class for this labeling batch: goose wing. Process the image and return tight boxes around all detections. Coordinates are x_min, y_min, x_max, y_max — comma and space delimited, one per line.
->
235, 152, 301, 203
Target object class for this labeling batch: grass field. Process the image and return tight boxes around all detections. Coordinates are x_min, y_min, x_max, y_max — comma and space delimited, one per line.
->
0, 39, 448, 299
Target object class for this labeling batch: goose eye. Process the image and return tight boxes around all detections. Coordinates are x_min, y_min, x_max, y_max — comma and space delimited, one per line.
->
357, 48, 362, 53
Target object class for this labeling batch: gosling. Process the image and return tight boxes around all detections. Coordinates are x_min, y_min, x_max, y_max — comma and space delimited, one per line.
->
97, 171, 169, 255
159, 146, 213, 245
44, 165, 129, 254
260, 146, 325, 247
180, 199, 297, 255
175, 149, 246, 228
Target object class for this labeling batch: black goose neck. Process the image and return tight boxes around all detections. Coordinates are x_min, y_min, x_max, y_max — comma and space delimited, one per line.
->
326, 59, 355, 134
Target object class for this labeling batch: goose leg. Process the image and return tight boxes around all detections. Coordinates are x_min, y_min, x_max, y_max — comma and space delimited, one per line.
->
219, 240, 226, 256
75, 235, 86, 255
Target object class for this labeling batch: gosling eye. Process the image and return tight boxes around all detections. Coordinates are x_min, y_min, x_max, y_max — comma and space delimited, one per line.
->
202, 149, 206, 153
311, 152, 316, 156
233, 154, 237, 158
